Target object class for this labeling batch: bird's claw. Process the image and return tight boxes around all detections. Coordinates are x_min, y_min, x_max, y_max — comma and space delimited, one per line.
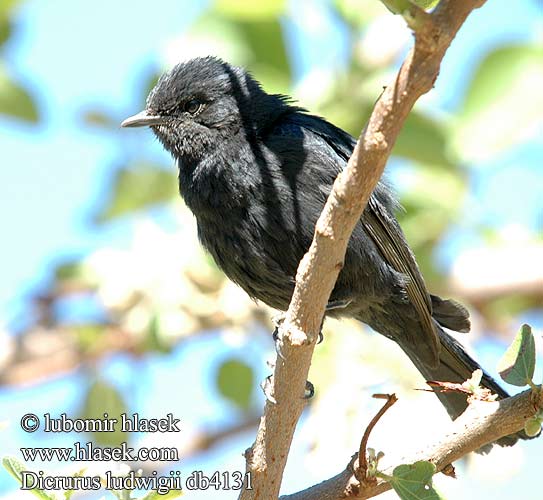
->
304, 380, 315, 399
261, 375, 277, 404
326, 299, 353, 311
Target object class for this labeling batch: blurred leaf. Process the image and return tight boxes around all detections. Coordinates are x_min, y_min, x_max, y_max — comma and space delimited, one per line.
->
399, 164, 465, 212
2, 456, 57, 500
181, 15, 252, 65
388, 461, 442, 500
185, 252, 225, 293
142, 69, 161, 105
333, 0, 388, 28
394, 111, 454, 167
320, 96, 373, 138
0, 65, 39, 122
72, 324, 107, 353
524, 416, 542, 438
78, 379, 128, 447
412, 0, 439, 8
398, 165, 465, 248
81, 108, 118, 129
498, 324, 536, 387
214, 0, 286, 20
237, 18, 292, 86
0, 0, 24, 13
54, 258, 86, 282
381, 0, 414, 15
64, 468, 87, 500
143, 313, 172, 354
452, 44, 543, 163
0, 16, 11, 47
183, 15, 291, 91
381, 0, 439, 16
216, 358, 254, 410
94, 163, 178, 224
483, 295, 540, 321
140, 489, 183, 500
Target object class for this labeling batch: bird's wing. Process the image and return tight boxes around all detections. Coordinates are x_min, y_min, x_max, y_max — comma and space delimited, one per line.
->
293, 113, 440, 366
362, 198, 440, 366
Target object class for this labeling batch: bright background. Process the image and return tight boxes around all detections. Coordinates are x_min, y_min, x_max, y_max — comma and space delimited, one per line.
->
0, 0, 542, 499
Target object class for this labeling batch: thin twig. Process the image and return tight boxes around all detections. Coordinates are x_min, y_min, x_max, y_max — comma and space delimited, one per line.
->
281, 388, 541, 500
356, 394, 398, 484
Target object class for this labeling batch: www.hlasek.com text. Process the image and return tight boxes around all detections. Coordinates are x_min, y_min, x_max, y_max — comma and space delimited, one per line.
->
20, 441, 178, 462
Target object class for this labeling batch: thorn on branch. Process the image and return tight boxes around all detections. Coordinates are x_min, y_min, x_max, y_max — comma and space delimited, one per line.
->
424, 369, 499, 403
441, 463, 456, 478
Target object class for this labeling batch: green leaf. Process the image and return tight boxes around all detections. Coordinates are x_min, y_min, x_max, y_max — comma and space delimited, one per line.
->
2, 456, 58, 500
398, 164, 465, 247
333, 0, 387, 28
497, 324, 536, 387
388, 461, 442, 500
93, 163, 178, 224
63, 468, 87, 500
0, 15, 12, 47
142, 69, 161, 106
214, 0, 286, 20
139, 489, 183, 500
381, 0, 414, 15
54, 257, 86, 282
452, 44, 543, 163
380, 0, 438, 18
236, 18, 292, 88
394, 111, 455, 168
0, 65, 40, 123
80, 108, 118, 129
182, 15, 291, 91
143, 313, 172, 354
412, 0, 439, 8
181, 15, 252, 66
78, 379, 128, 447
72, 325, 107, 352
216, 358, 254, 411
0, 0, 24, 13
524, 417, 542, 438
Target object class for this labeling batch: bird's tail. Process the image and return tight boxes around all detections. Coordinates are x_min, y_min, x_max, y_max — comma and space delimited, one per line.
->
403, 325, 528, 447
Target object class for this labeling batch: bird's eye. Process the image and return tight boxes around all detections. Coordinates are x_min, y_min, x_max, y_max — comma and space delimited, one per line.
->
184, 99, 203, 114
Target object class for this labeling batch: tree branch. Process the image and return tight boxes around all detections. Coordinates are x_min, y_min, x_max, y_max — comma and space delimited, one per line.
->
280, 388, 542, 499
240, 1, 488, 498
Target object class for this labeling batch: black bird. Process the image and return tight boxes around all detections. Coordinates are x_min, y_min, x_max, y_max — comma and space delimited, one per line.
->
122, 56, 524, 446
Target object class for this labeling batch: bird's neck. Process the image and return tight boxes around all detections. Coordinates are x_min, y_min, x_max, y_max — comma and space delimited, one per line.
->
176, 137, 256, 219
176, 96, 297, 219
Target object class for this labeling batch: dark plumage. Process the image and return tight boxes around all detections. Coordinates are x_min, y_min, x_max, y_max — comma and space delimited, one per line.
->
122, 56, 526, 446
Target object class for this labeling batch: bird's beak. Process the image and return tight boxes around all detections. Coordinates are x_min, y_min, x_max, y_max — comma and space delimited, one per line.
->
121, 110, 166, 128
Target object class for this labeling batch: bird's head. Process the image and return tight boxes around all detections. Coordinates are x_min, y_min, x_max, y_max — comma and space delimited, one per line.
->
122, 56, 289, 161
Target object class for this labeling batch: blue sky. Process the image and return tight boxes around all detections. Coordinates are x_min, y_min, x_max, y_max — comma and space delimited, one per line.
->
1, 0, 542, 498
1, 0, 542, 326
1, 0, 206, 326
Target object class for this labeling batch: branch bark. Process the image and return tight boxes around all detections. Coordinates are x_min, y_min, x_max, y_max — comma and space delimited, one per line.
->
240, 1, 488, 499
280, 388, 542, 499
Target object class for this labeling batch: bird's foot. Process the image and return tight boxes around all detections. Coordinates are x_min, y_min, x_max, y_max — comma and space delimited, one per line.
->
326, 299, 353, 311
260, 375, 277, 404
304, 380, 315, 399
260, 376, 314, 403
272, 313, 286, 359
